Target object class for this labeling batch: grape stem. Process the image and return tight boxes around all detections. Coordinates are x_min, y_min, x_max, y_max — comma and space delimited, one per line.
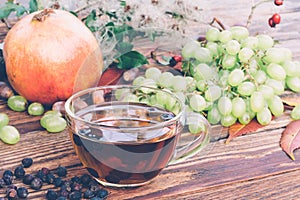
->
209, 17, 226, 31
246, 0, 272, 27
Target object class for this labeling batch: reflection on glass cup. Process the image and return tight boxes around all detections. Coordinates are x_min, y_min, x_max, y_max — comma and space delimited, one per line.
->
65, 85, 210, 187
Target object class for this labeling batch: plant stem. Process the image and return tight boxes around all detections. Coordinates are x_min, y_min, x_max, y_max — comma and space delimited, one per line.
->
246, 0, 271, 27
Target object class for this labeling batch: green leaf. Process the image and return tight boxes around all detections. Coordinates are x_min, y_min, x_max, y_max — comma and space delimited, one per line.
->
0, 2, 27, 20
82, 9, 98, 32
29, 0, 38, 13
116, 51, 148, 69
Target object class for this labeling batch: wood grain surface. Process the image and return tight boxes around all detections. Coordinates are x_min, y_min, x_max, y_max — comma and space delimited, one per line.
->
1, 0, 300, 199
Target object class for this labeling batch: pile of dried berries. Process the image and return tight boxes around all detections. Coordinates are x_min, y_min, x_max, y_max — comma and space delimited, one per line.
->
0, 158, 109, 199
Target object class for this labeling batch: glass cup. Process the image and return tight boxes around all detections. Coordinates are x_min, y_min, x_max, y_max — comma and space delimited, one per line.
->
65, 85, 211, 187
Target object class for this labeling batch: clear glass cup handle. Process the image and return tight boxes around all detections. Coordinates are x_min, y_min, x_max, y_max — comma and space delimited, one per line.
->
169, 113, 211, 165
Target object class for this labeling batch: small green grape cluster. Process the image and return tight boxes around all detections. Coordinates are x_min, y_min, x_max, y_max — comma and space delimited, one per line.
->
0, 113, 20, 144
7, 95, 66, 133
134, 26, 300, 127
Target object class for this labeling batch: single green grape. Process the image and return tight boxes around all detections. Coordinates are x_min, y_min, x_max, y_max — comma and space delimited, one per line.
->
0, 113, 9, 128
266, 63, 286, 81
185, 76, 197, 92
256, 34, 274, 50
115, 88, 131, 100
192, 63, 213, 81
40, 110, 62, 128
286, 76, 300, 92
217, 96, 232, 116
250, 91, 265, 113
256, 107, 272, 125
186, 112, 207, 134
222, 54, 237, 69
206, 27, 220, 42
291, 104, 300, 120
7, 95, 28, 112
189, 94, 206, 112
221, 114, 237, 127
267, 95, 284, 117
206, 42, 219, 58
231, 97, 246, 118
171, 76, 187, 92
182, 40, 199, 59
205, 85, 222, 102
219, 30, 232, 43
230, 26, 249, 41
225, 40, 241, 55
132, 76, 145, 86
281, 60, 297, 77
194, 47, 213, 63
45, 116, 67, 133
253, 70, 267, 85
241, 36, 258, 49
196, 80, 207, 92
228, 69, 244, 87
257, 85, 274, 100
145, 67, 162, 82
264, 47, 287, 64
157, 72, 174, 88
0, 125, 20, 144
207, 105, 221, 125
238, 112, 253, 125
265, 79, 285, 95
28, 102, 44, 116
237, 81, 256, 96
238, 47, 254, 63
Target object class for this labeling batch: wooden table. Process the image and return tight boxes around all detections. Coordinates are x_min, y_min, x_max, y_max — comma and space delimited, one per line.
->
1, 1, 300, 199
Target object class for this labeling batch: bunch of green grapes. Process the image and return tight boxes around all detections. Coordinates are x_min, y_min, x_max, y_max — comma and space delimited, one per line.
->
132, 26, 300, 127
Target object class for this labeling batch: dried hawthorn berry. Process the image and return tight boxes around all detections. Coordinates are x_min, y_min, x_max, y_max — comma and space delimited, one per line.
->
3, 173, 13, 185
71, 176, 81, 185
95, 189, 109, 198
56, 166, 67, 177
6, 188, 17, 200
46, 189, 58, 200
3, 170, 13, 178
80, 174, 92, 187
21, 158, 33, 168
69, 191, 82, 200
0, 178, 5, 188
59, 189, 69, 198
23, 174, 34, 185
17, 187, 29, 199
45, 173, 56, 184
14, 166, 25, 178
41, 167, 50, 175
83, 189, 94, 199
53, 177, 64, 187
30, 177, 43, 190
71, 182, 82, 192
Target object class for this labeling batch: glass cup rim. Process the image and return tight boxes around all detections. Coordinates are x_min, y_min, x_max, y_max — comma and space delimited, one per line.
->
64, 84, 185, 132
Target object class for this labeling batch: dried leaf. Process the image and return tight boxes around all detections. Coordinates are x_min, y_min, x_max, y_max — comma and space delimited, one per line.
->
280, 91, 300, 108
280, 120, 300, 160
226, 119, 265, 144
97, 67, 125, 86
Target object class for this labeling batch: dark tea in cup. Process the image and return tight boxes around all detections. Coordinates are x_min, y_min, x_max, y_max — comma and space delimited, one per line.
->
65, 85, 210, 187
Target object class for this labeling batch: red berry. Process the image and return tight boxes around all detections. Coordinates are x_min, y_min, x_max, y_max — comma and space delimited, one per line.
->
268, 18, 276, 28
272, 13, 281, 24
274, 0, 283, 6
173, 55, 182, 62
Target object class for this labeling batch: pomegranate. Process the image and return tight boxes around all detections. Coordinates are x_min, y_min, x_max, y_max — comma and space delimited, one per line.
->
3, 9, 103, 105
